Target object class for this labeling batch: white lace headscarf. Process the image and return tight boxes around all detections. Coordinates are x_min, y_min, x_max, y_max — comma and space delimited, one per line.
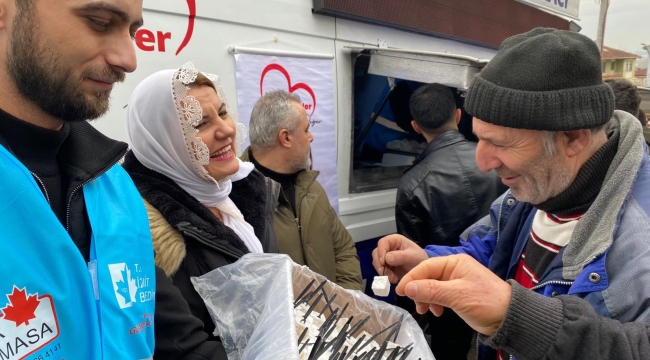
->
126, 62, 262, 253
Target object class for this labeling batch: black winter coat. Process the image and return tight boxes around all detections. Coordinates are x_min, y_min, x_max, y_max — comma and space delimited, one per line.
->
122, 151, 279, 348
395, 130, 507, 247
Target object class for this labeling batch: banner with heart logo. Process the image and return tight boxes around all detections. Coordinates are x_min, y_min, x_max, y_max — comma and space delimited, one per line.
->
234, 53, 338, 212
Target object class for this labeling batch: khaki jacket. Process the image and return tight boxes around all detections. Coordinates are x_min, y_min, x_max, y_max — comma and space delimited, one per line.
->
242, 149, 364, 291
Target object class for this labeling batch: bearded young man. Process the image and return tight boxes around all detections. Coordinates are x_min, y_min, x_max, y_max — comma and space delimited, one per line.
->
0, 1, 227, 359
372, 28, 650, 360
242, 90, 364, 291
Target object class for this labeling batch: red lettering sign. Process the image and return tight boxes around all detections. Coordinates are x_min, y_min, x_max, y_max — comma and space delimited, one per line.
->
135, 29, 156, 52
134, 0, 195, 55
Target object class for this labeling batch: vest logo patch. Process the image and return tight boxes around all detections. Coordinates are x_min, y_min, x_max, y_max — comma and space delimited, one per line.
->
0, 286, 59, 359
108, 263, 138, 309
108, 263, 154, 310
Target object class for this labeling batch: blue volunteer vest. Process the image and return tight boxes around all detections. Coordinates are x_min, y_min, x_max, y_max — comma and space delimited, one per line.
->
0, 145, 155, 359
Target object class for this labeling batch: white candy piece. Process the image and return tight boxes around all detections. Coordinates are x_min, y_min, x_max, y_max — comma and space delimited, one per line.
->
372, 276, 390, 297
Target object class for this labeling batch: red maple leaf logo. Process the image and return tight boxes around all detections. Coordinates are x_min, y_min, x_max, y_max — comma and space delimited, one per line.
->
0, 287, 40, 327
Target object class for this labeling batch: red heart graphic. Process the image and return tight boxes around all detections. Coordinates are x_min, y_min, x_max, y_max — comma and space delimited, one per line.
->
260, 64, 317, 116
176, 0, 196, 56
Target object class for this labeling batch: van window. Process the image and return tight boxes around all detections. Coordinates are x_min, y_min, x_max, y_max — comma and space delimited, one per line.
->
349, 52, 477, 193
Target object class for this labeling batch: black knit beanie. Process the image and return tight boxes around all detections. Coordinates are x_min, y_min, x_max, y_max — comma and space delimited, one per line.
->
465, 28, 615, 131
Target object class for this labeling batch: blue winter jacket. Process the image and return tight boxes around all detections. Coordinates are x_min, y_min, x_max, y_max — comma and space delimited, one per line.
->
424, 111, 650, 359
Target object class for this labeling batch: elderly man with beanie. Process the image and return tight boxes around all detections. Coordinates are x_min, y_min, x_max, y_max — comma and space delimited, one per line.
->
372, 27, 650, 360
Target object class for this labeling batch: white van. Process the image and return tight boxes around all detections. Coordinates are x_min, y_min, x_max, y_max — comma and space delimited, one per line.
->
97, 0, 563, 246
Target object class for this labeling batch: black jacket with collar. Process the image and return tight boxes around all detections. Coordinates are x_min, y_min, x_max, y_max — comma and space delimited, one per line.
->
122, 151, 278, 347
0, 120, 230, 360
0, 120, 128, 254
395, 130, 507, 247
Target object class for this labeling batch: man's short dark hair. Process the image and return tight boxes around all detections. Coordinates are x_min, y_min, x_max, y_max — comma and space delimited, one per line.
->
605, 79, 642, 118
409, 83, 456, 131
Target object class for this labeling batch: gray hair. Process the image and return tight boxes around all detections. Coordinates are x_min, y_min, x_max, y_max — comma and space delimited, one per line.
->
539, 124, 607, 156
540, 131, 557, 156
249, 90, 303, 149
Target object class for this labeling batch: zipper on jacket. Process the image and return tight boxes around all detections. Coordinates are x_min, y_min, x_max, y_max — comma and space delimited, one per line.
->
65, 167, 113, 232
293, 181, 315, 236
31, 172, 51, 205
496, 190, 512, 245
530, 279, 573, 291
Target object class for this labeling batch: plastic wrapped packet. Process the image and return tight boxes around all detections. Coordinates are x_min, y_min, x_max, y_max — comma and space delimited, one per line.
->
191, 253, 435, 360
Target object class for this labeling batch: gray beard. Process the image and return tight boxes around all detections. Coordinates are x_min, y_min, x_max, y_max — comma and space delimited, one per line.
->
291, 151, 312, 172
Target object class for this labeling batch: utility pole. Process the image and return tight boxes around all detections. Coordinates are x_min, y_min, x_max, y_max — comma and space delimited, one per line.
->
596, 0, 610, 53
642, 43, 650, 87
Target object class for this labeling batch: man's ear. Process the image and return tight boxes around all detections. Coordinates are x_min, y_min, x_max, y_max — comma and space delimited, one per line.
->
0, 0, 13, 31
562, 129, 591, 157
411, 120, 423, 135
278, 129, 292, 148
455, 109, 462, 125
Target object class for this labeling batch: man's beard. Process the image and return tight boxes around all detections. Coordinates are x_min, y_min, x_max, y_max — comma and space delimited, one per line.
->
497, 153, 575, 205
6, 12, 124, 122
291, 148, 312, 172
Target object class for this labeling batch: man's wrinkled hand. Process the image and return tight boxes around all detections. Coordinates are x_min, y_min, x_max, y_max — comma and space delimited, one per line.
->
371, 234, 429, 284
396, 254, 512, 336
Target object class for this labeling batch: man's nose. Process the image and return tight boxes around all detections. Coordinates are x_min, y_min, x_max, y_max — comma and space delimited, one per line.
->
105, 31, 138, 73
475, 141, 502, 173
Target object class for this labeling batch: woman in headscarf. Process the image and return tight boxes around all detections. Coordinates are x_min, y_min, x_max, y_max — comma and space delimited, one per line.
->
122, 62, 279, 341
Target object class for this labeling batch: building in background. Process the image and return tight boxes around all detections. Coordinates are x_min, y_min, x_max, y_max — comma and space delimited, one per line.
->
636, 68, 649, 87
601, 46, 642, 82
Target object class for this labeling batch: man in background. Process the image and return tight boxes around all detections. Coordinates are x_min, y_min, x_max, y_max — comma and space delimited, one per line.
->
243, 90, 364, 291
605, 79, 650, 149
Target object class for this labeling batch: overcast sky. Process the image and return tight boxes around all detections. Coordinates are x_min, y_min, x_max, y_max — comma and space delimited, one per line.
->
576, 0, 650, 54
